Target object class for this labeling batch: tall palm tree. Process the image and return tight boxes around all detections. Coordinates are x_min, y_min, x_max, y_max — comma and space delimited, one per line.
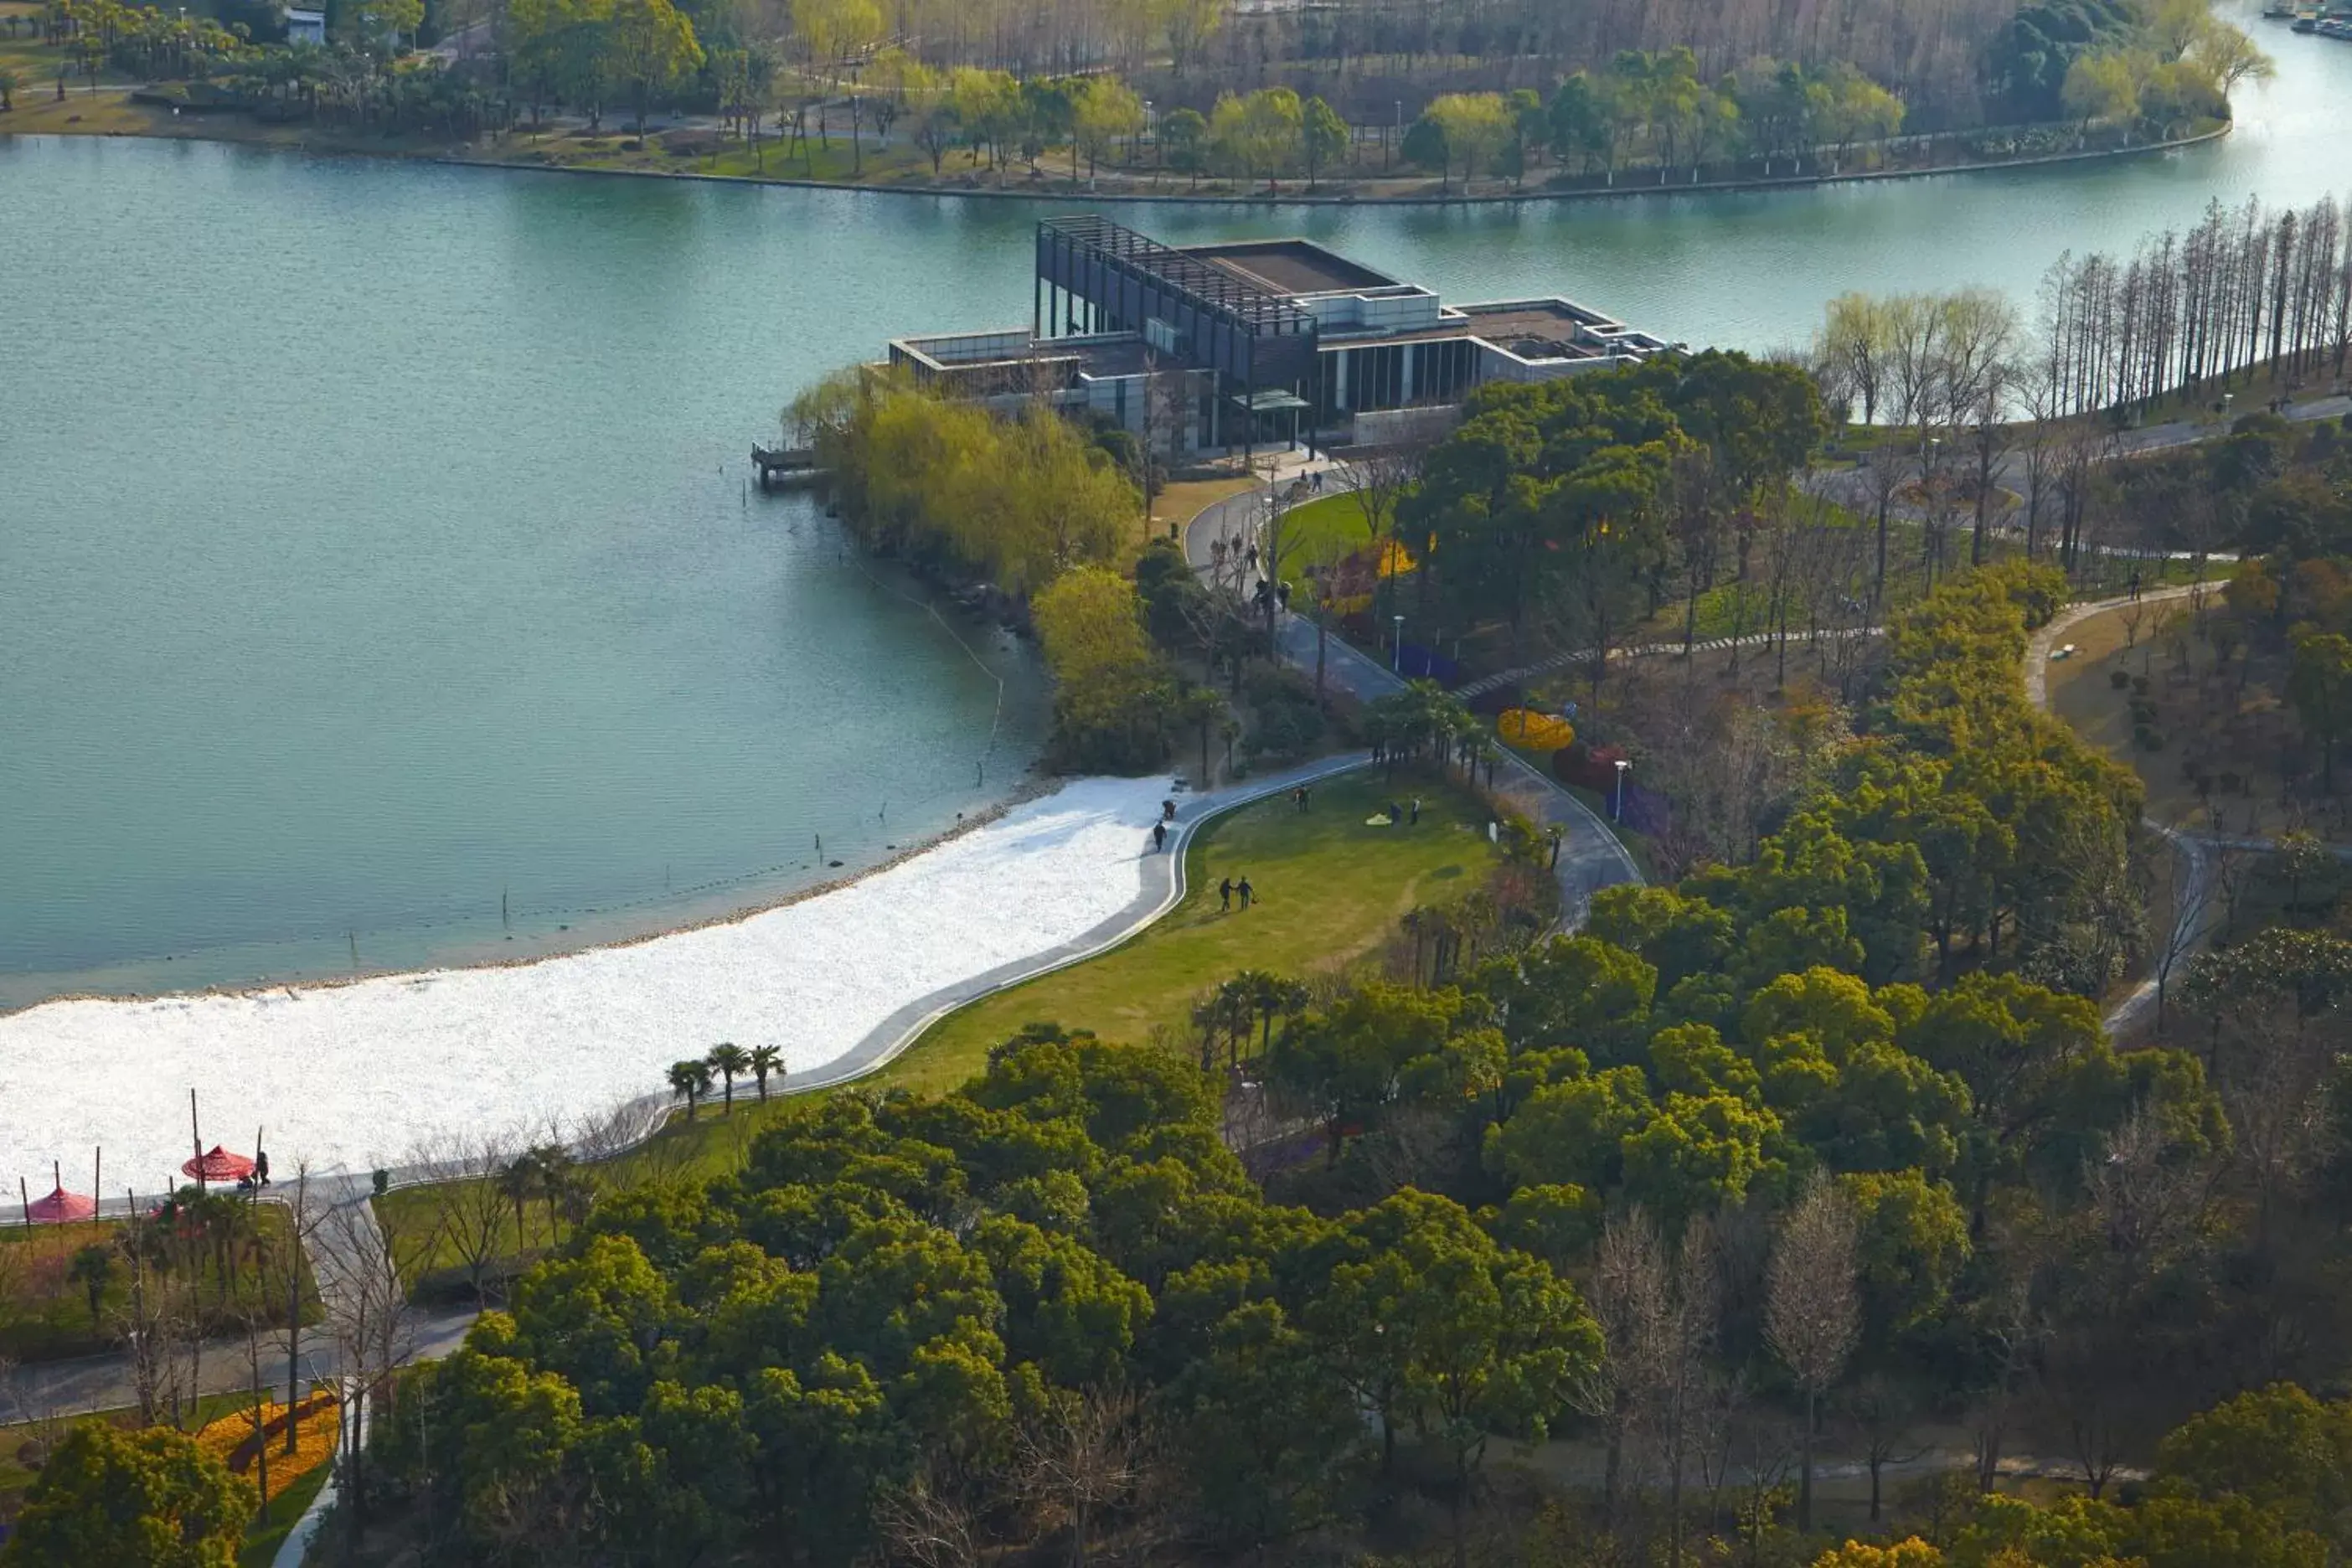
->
1248, 972, 1310, 1055
748, 1044, 784, 1102
498, 1152, 541, 1250
528, 1143, 575, 1237
553, 1167, 596, 1235
706, 1042, 750, 1115
668, 1059, 714, 1122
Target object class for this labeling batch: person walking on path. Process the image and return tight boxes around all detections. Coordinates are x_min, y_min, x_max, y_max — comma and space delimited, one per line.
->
1219, 877, 1233, 911
1409, 797, 1421, 826
1153, 821, 1168, 854
1237, 875, 1255, 910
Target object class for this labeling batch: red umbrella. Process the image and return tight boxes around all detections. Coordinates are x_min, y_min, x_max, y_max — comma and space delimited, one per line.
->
182, 1145, 255, 1183
26, 1184, 96, 1223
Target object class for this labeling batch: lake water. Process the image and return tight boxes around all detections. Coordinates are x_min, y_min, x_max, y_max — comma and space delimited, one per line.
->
1, 8, 2344, 1010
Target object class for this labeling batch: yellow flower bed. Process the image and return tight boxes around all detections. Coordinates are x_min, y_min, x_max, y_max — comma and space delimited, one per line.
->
1498, 709, 1576, 752
194, 1390, 340, 1504
1377, 537, 1418, 577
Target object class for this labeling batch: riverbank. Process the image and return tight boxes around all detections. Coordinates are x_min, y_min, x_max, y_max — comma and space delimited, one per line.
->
0, 89, 2231, 208
0, 773, 1172, 1199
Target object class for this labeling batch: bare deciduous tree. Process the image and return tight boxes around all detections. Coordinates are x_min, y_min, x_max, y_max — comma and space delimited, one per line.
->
416, 1132, 521, 1307
1844, 1374, 1926, 1523
1764, 1173, 1859, 1533
1576, 1207, 1720, 1561
2147, 829, 2218, 1030
1019, 1384, 1155, 1568
874, 1458, 986, 1568
318, 1189, 418, 1553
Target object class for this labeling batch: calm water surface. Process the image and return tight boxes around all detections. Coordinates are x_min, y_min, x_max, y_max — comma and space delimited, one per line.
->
1, 9, 2344, 1009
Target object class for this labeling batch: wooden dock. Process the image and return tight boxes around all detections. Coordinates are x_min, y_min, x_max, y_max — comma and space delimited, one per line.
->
752, 446, 824, 488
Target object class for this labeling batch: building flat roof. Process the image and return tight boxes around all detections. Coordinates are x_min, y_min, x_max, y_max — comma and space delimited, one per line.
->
1339, 300, 1658, 361
1179, 240, 1401, 298
892, 332, 1161, 382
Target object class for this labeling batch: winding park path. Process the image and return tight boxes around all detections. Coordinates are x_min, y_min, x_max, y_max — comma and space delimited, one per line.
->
1186, 476, 1643, 926
2027, 583, 2245, 1037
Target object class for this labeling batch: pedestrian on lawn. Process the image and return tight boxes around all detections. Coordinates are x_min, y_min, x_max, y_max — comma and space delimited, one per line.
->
1219, 876, 1233, 911
1409, 797, 1421, 826
1237, 875, 1255, 910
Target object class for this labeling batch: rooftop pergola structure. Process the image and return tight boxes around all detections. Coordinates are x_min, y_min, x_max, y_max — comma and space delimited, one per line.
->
1034, 215, 1322, 454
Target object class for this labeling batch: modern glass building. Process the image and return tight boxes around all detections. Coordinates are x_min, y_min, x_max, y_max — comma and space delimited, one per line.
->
885, 215, 1675, 453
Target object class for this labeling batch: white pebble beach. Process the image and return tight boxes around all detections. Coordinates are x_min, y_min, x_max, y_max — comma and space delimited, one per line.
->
0, 776, 1169, 1199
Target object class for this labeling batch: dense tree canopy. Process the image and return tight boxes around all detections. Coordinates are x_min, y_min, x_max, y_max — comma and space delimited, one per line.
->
1, 1424, 255, 1568
369, 1031, 1605, 1562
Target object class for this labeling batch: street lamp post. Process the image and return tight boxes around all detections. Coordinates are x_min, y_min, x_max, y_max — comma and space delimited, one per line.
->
1612, 757, 1632, 823
1392, 614, 1406, 673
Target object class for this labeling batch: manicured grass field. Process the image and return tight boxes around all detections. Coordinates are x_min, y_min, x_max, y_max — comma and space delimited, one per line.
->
900, 770, 1498, 1090
1271, 492, 1380, 591
0, 1204, 319, 1363
374, 767, 1498, 1292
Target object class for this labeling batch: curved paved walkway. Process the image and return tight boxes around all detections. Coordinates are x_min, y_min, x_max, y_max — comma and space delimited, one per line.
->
2028, 584, 2224, 1035
1455, 622, 1883, 700
786, 752, 1378, 1090
1185, 477, 1643, 926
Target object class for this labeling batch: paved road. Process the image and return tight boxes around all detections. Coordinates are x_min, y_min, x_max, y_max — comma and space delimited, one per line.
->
1, 1300, 474, 1425
1185, 477, 1643, 926
1823, 392, 2351, 541
2027, 585, 2225, 1037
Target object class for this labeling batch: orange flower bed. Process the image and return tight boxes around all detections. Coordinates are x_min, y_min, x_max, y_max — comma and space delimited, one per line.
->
194, 1390, 340, 1504
1498, 709, 1576, 752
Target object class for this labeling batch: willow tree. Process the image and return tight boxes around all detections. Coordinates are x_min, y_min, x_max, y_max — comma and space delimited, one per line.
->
606, 0, 702, 133
1209, 86, 1302, 192
1426, 93, 1514, 187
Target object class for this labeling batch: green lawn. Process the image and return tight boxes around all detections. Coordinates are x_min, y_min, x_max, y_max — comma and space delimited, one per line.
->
376, 768, 1498, 1295
1271, 492, 1381, 592
0, 1204, 319, 1363
903, 770, 1498, 1086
